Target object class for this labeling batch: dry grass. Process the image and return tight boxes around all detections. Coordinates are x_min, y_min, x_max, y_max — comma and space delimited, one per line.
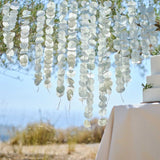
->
0, 143, 99, 160
2, 118, 104, 159
10, 118, 105, 146
10, 123, 55, 145
68, 141, 76, 155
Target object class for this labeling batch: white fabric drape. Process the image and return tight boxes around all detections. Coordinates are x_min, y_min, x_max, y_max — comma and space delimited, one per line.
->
96, 103, 160, 160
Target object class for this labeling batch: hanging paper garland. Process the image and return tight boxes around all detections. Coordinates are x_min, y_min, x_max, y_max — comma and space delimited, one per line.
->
83, 1, 98, 127
113, 3, 131, 93
19, 9, 31, 67
79, 1, 92, 128
44, 2, 55, 89
34, 10, 45, 86
2, 3, 11, 57
2, 2, 19, 59
98, 1, 113, 126
128, 1, 141, 64
66, 0, 78, 101
139, 4, 158, 58
79, 0, 90, 105
119, 20, 131, 85
78, 1, 88, 104
56, 1, 68, 98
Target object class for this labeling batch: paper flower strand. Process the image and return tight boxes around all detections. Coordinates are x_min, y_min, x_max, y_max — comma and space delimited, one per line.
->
56, 1, 68, 98
139, 4, 158, 58
19, 9, 31, 67
44, 2, 55, 89
98, 1, 112, 126
66, 0, 78, 101
34, 10, 45, 86
2, 2, 19, 59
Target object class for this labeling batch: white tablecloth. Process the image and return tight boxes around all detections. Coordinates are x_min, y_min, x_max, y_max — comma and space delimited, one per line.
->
96, 103, 160, 160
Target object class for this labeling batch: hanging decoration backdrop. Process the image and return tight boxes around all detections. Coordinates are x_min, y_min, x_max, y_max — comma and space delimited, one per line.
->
0, 0, 160, 127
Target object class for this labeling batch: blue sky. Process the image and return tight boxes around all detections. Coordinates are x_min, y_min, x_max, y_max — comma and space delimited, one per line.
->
0, 0, 158, 129
0, 55, 150, 129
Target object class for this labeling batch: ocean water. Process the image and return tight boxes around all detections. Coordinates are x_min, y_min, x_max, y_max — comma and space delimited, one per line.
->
0, 125, 17, 141
0, 134, 12, 142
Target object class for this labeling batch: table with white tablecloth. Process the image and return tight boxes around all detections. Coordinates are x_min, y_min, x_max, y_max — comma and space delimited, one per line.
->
96, 103, 160, 160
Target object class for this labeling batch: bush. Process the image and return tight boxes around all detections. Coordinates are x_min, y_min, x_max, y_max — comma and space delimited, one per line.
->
10, 123, 55, 145
54, 129, 66, 144
54, 118, 105, 144
67, 136, 76, 154
90, 118, 105, 143
10, 118, 105, 145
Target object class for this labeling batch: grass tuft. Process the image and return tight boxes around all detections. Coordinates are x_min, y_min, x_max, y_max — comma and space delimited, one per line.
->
10, 118, 105, 146
10, 122, 55, 146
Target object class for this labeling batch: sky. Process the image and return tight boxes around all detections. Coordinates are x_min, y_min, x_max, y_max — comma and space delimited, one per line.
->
0, 55, 150, 129
0, 0, 156, 129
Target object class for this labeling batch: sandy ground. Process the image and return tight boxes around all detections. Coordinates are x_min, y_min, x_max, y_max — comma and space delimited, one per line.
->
0, 143, 99, 160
